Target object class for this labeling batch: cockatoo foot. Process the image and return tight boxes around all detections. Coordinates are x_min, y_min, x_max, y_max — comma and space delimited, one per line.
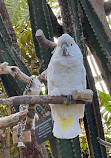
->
51, 88, 61, 96
67, 94, 72, 105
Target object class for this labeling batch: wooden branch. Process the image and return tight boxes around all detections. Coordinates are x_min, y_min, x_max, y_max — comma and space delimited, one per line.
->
97, 137, 111, 147
72, 89, 93, 103
37, 69, 47, 82
0, 62, 47, 84
5, 128, 10, 148
13, 125, 31, 144
0, 110, 28, 129
22, 78, 41, 130
0, 90, 93, 106
1, 133, 10, 158
0, 62, 30, 84
35, 29, 57, 49
25, 104, 36, 130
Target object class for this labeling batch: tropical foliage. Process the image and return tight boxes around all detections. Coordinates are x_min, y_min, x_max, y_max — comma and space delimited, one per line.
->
5, 0, 29, 25
14, 21, 39, 75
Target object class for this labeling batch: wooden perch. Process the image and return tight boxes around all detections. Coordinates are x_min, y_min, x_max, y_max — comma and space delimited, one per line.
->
25, 104, 36, 130
0, 62, 30, 84
97, 137, 111, 147
0, 110, 28, 129
0, 62, 47, 83
72, 89, 93, 103
0, 90, 93, 106
35, 29, 57, 49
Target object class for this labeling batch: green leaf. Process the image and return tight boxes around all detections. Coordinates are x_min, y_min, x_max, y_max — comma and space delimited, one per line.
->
20, 37, 26, 46
105, 107, 111, 113
98, 91, 111, 106
27, 34, 31, 44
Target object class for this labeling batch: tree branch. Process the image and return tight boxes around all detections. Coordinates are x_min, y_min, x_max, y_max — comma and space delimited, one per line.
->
72, 89, 93, 102
38, 69, 47, 82
97, 137, 111, 147
35, 29, 57, 49
0, 89, 93, 106
1, 133, 10, 158
0, 62, 47, 83
0, 62, 30, 84
0, 110, 28, 129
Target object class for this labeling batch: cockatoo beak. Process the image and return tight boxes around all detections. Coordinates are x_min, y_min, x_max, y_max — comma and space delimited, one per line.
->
61, 43, 69, 56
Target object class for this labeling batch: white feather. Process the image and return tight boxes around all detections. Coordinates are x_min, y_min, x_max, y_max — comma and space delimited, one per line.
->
47, 34, 86, 139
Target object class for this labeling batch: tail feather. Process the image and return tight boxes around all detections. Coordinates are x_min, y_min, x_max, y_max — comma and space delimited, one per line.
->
51, 105, 82, 139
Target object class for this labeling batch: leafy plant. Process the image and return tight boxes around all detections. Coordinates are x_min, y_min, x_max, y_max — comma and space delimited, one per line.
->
5, 0, 29, 25
98, 91, 111, 113
98, 91, 111, 156
14, 21, 40, 76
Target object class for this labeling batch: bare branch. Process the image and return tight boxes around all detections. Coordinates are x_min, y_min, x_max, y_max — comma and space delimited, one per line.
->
0, 62, 47, 84
0, 110, 28, 129
37, 69, 47, 82
0, 62, 30, 84
0, 89, 93, 106
25, 104, 36, 130
22, 78, 41, 130
1, 133, 10, 158
35, 29, 57, 49
97, 137, 111, 147
72, 89, 93, 103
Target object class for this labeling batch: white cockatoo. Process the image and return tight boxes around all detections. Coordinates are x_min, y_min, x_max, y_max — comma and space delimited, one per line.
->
47, 34, 86, 139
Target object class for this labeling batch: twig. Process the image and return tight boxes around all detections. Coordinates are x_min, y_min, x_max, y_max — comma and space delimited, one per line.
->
0, 110, 28, 129
35, 29, 57, 49
97, 137, 111, 147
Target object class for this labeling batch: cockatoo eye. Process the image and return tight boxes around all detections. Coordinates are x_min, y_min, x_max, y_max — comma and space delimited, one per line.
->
71, 44, 72, 46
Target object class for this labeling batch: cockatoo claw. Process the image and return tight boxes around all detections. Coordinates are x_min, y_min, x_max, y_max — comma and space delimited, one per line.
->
67, 94, 72, 105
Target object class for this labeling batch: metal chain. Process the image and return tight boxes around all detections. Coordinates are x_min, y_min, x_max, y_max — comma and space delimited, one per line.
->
17, 105, 26, 148
17, 77, 34, 148
23, 77, 33, 95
